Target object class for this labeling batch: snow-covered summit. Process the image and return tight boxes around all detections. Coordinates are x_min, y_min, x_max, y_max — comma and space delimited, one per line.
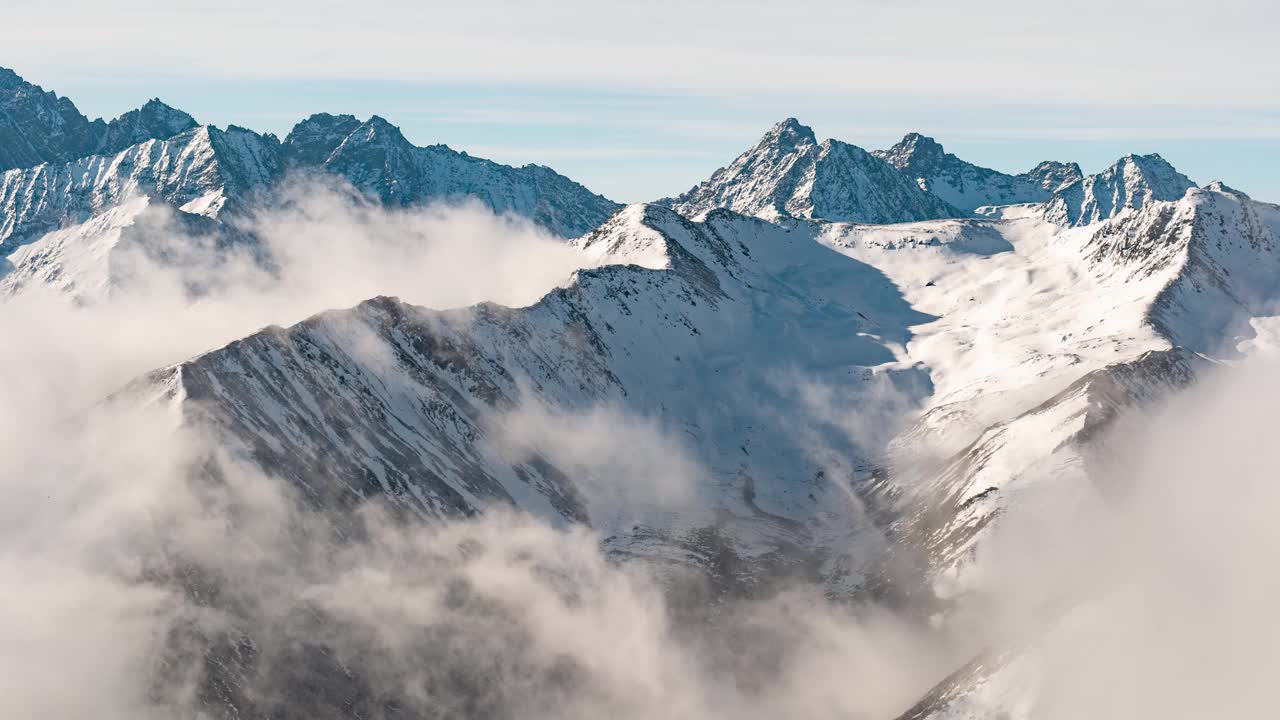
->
758, 116, 819, 151
661, 119, 960, 223
94, 98, 198, 154
282, 112, 363, 166
1024, 159, 1084, 193
1045, 152, 1197, 226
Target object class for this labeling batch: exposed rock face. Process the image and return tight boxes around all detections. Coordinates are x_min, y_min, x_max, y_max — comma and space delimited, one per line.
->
0, 67, 196, 171
662, 119, 962, 223
299, 114, 621, 238
875, 132, 1064, 213
1044, 153, 1197, 226
1024, 159, 1083, 193
0, 124, 283, 248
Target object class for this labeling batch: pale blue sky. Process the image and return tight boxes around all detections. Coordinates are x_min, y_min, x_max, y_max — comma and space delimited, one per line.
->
6, 0, 1277, 203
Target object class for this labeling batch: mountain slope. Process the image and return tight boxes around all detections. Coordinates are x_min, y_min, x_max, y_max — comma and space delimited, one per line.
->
0, 195, 255, 302
661, 119, 961, 223
863, 186, 1280, 720
898, 347, 1205, 593
132, 204, 932, 590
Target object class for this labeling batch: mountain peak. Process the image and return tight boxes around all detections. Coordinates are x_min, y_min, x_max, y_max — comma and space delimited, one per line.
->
1045, 151, 1197, 226
662, 120, 960, 223
1203, 180, 1249, 199
1023, 160, 1084, 193
873, 132, 1061, 213
0, 66, 23, 88
760, 117, 817, 149
284, 113, 363, 166
99, 98, 198, 149
878, 132, 947, 170
0, 68, 201, 170
901, 131, 945, 156
351, 115, 413, 148
135, 97, 194, 122
1113, 153, 1194, 190
1121, 151, 1168, 167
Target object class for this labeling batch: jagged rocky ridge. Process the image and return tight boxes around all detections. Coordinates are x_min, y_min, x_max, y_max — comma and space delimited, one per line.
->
874, 132, 1081, 213
0, 124, 282, 248
0, 67, 619, 251
0, 67, 196, 171
1043, 152, 1197, 227
663, 118, 1188, 227
660, 119, 963, 223
284, 112, 620, 237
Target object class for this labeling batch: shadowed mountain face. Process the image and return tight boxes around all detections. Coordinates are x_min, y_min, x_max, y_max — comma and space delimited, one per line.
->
286, 113, 622, 238
0, 67, 196, 171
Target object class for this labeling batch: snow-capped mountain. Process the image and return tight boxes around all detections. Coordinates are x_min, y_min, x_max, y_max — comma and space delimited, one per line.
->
0, 195, 253, 301
0, 67, 618, 284
0, 67, 197, 171
133, 203, 929, 589
0, 114, 617, 253
0, 197, 153, 299
0, 70, 621, 305
0, 124, 281, 248
286, 113, 620, 238
1023, 159, 1084, 193
1044, 152, 1197, 226
661, 119, 961, 223
874, 132, 1078, 213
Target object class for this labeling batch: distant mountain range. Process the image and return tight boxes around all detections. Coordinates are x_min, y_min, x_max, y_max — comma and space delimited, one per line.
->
0, 67, 619, 249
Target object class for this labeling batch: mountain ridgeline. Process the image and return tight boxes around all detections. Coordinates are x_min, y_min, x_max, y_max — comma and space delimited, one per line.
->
0, 67, 620, 245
